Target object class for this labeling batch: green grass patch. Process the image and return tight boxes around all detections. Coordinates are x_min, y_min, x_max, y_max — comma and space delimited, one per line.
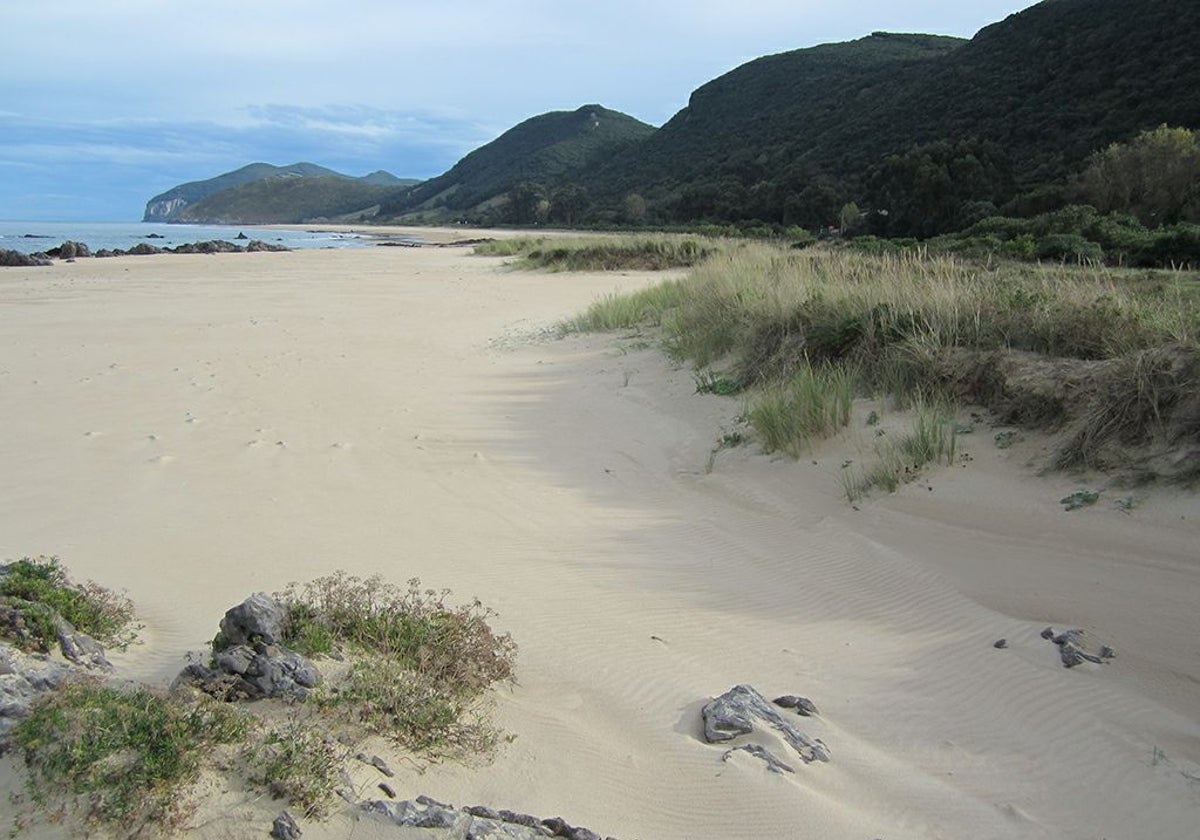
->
747, 365, 856, 456
842, 400, 961, 501
560, 279, 687, 333
473, 236, 546, 257
248, 716, 345, 817
11, 681, 251, 831
0, 556, 137, 652
479, 235, 717, 272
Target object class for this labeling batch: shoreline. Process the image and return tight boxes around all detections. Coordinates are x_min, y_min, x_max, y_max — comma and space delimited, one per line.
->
1, 246, 1197, 839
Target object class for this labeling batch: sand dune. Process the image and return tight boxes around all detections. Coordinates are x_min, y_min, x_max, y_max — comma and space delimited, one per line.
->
1, 244, 1197, 838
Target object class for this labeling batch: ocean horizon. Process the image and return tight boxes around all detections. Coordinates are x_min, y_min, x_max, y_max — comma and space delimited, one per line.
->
0, 220, 418, 255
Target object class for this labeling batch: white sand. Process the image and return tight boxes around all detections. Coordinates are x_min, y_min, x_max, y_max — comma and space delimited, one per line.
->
1, 245, 1198, 839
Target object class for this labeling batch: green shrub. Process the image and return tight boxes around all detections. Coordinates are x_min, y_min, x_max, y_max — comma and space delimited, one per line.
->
1036, 233, 1104, 263
0, 556, 137, 651
12, 682, 250, 830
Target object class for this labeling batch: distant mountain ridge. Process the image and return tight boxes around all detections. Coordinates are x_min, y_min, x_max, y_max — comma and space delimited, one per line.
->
142, 163, 411, 222
143, 0, 1199, 233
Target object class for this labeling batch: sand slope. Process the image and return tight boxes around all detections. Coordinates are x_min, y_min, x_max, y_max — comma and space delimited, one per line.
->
1, 245, 1197, 839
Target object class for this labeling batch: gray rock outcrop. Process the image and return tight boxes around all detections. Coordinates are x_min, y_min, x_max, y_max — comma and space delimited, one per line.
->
175, 593, 320, 701
363, 796, 617, 840
702, 683, 829, 764
1041, 626, 1115, 668
0, 645, 75, 738
218, 592, 287, 647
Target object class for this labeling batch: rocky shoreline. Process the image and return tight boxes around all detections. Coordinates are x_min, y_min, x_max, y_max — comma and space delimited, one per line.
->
1, 237, 291, 266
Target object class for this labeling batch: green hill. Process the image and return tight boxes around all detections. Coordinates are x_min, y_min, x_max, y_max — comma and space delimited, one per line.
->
581, 0, 1200, 232
376, 105, 656, 224
175, 174, 413, 225
143, 163, 413, 222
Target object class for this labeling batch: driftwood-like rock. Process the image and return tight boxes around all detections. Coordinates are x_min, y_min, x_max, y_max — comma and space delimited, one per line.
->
772, 695, 819, 716
722, 743, 795, 774
364, 796, 617, 840
1044, 627, 1111, 668
270, 810, 302, 840
703, 684, 829, 763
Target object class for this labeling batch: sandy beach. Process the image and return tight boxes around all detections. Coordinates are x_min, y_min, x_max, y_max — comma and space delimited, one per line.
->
1, 241, 1198, 839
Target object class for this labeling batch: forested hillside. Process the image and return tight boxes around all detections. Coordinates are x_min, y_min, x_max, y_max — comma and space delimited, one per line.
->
376, 105, 655, 223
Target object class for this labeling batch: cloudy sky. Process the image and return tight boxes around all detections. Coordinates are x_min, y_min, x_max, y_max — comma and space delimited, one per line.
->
2, 1, 1037, 221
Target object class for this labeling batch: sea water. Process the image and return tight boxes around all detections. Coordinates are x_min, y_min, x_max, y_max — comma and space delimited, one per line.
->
0, 220, 419, 255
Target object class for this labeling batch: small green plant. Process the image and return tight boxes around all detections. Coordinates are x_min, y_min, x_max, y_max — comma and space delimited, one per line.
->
899, 397, 959, 467
1114, 494, 1139, 513
994, 430, 1022, 449
694, 370, 742, 395
0, 556, 138, 651
248, 716, 345, 817
1061, 489, 1101, 510
12, 681, 250, 831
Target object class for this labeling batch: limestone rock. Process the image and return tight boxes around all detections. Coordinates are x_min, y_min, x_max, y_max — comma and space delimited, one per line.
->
0, 644, 76, 738
270, 810, 302, 840
364, 796, 614, 839
722, 743, 795, 774
218, 593, 287, 648
772, 694, 819, 716
1045, 627, 1107, 668
702, 684, 829, 763
177, 642, 319, 701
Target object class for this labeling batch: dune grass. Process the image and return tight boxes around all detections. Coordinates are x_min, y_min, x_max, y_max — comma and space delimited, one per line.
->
748, 365, 856, 456
477, 235, 717, 272
564, 241, 1200, 489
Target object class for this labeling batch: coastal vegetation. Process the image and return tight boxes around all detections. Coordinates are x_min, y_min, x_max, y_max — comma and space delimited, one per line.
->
476, 235, 714, 271
539, 238, 1200, 492
275, 572, 517, 756
5, 565, 517, 834
0, 556, 138, 652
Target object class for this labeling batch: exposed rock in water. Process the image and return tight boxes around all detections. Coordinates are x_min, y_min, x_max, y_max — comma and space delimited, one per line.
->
46, 241, 91, 259
702, 684, 829, 763
0, 249, 52, 267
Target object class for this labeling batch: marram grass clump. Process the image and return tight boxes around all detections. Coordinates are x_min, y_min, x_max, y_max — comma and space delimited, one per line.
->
564, 240, 1200, 485
478, 235, 717, 272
